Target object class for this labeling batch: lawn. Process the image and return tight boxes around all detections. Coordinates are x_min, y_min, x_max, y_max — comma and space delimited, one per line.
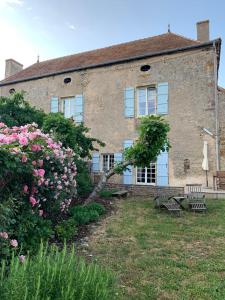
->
88, 198, 225, 300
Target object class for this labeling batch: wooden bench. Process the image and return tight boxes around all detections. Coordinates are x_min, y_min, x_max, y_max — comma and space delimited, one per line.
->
154, 195, 181, 216
188, 193, 207, 213
112, 190, 128, 198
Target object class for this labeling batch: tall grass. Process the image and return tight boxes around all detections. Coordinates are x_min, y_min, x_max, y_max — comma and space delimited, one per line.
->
0, 243, 115, 300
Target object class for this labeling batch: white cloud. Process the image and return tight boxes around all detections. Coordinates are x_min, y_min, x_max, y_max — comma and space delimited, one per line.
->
66, 22, 77, 31
0, 0, 24, 7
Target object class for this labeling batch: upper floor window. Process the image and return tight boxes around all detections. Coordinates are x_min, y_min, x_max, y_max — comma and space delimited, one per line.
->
61, 95, 83, 123
62, 97, 76, 119
137, 86, 157, 116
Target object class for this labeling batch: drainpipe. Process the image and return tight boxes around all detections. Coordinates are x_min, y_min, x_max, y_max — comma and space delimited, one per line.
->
213, 41, 220, 171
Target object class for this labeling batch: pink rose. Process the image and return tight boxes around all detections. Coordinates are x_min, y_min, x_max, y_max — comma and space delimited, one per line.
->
31, 144, 41, 152
29, 196, 37, 207
32, 160, 37, 166
38, 160, 44, 167
0, 232, 8, 239
39, 210, 44, 217
19, 255, 25, 263
38, 169, 45, 177
10, 239, 18, 248
19, 136, 28, 146
21, 155, 27, 163
23, 185, 29, 193
33, 169, 39, 177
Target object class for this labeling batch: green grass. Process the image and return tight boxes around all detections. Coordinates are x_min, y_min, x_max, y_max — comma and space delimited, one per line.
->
89, 198, 225, 299
0, 243, 116, 300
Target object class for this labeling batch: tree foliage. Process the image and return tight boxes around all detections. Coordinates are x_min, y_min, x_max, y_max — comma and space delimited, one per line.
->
0, 92, 45, 127
42, 113, 104, 159
86, 115, 170, 203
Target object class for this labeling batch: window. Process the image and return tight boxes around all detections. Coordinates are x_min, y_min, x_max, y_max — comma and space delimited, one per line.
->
102, 154, 114, 171
137, 86, 157, 116
136, 163, 156, 185
60, 95, 83, 123
62, 97, 76, 119
140, 65, 151, 72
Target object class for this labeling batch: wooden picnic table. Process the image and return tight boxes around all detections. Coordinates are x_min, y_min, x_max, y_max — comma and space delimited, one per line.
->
172, 196, 186, 210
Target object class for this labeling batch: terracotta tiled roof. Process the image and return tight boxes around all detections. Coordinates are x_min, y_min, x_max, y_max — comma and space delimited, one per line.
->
218, 86, 225, 93
0, 32, 214, 85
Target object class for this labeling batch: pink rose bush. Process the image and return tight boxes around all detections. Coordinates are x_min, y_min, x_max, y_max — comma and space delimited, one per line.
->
0, 122, 77, 261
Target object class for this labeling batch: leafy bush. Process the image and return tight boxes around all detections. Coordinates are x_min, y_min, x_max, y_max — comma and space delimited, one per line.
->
70, 206, 93, 225
0, 92, 45, 127
55, 218, 77, 242
0, 122, 77, 260
69, 202, 105, 225
0, 243, 115, 300
87, 202, 106, 215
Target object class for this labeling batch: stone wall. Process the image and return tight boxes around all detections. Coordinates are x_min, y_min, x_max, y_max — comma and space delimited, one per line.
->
0, 47, 217, 187
105, 183, 184, 197
218, 88, 225, 169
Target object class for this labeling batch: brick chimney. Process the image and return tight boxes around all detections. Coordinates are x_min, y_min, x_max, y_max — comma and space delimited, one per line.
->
5, 59, 23, 79
196, 20, 210, 42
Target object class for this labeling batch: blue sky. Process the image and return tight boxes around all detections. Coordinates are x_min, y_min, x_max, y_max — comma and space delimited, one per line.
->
0, 0, 224, 86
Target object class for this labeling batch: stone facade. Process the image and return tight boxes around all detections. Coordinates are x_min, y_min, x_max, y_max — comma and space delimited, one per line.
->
0, 43, 222, 188
218, 88, 225, 168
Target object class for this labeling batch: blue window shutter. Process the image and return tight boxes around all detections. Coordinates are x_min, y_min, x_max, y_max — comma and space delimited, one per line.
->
157, 82, 168, 115
123, 140, 133, 184
124, 87, 135, 117
75, 94, 84, 123
51, 97, 59, 113
157, 150, 168, 186
92, 153, 100, 173
114, 153, 123, 163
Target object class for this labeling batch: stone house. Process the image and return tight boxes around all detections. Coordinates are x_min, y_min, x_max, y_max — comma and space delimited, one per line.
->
0, 20, 224, 188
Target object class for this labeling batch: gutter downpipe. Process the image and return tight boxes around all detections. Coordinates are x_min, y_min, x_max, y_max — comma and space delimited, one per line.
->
213, 40, 220, 171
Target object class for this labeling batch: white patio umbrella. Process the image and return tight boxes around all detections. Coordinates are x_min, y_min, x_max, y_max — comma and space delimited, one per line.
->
202, 141, 209, 187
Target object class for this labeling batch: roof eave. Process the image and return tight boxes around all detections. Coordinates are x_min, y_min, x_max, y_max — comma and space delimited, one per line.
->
0, 39, 220, 87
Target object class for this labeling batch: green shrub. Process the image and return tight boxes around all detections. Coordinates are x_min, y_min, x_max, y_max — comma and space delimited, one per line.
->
99, 189, 117, 198
69, 203, 105, 225
55, 218, 77, 242
70, 206, 92, 225
87, 202, 106, 215
0, 243, 115, 300
87, 210, 100, 222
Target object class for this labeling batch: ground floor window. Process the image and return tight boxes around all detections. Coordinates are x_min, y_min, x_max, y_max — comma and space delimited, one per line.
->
102, 154, 114, 171
136, 163, 156, 185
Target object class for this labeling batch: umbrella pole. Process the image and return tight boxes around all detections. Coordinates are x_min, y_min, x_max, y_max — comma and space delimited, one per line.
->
206, 170, 209, 187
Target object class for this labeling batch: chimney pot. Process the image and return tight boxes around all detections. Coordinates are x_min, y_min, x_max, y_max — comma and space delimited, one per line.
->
196, 20, 210, 42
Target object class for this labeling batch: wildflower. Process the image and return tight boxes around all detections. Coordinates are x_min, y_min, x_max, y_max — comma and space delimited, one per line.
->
10, 239, 18, 248
0, 232, 8, 239
19, 255, 25, 263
